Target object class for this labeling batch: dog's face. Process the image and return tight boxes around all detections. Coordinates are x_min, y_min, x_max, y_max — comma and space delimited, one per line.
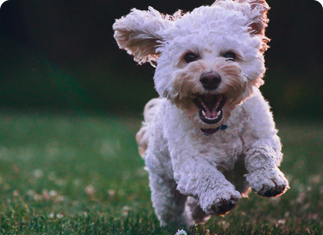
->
114, 0, 270, 133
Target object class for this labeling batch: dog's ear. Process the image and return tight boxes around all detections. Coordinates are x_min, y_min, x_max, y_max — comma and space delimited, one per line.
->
113, 7, 175, 64
238, 0, 270, 36
213, 0, 270, 52
213, 0, 269, 36
241, 0, 270, 52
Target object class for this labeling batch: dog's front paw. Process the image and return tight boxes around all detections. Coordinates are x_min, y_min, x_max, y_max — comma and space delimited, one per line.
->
247, 169, 289, 197
200, 189, 241, 215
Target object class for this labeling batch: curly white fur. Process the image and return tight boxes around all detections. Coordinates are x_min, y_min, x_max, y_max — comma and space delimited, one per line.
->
114, 0, 289, 227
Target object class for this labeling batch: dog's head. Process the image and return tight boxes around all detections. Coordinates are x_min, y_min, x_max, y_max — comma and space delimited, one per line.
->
113, 0, 270, 134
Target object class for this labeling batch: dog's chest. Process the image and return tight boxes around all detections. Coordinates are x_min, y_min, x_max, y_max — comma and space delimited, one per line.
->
165, 124, 245, 172
195, 130, 244, 170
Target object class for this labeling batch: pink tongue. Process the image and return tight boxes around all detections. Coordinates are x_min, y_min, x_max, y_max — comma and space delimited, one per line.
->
205, 107, 217, 118
204, 95, 220, 118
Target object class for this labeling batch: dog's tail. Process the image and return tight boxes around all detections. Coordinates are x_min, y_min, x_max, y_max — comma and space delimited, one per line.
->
135, 98, 162, 159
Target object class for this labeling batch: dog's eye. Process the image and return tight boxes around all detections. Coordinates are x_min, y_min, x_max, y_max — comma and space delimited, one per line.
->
184, 53, 199, 63
223, 52, 236, 61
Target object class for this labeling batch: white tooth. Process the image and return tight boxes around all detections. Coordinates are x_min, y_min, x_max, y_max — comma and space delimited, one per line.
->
202, 110, 206, 116
217, 110, 221, 116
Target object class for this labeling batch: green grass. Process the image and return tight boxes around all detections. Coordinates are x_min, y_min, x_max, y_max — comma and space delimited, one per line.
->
0, 112, 322, 234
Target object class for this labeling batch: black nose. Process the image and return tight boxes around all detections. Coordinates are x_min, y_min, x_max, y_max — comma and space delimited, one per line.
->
200, 72, 221, 90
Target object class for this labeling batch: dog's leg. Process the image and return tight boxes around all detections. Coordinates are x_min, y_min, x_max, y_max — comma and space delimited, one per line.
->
245, 146, 289, 197
242, 90, 289, 197
143, 104, 192, 226
173, 158, 241, 216
148, 171, 189, 226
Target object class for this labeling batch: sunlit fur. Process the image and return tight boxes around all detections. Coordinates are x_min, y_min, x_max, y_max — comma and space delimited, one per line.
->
113, 0, 289, 227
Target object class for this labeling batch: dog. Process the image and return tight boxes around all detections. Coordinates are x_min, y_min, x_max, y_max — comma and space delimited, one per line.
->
113, 0, 289, 227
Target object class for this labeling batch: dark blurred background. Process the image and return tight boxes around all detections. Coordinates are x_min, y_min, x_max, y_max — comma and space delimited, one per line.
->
0, 0, 322, 117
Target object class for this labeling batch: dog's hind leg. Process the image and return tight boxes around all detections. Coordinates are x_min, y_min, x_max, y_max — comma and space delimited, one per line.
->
148, 172, 190, 226
142, 99, 190, 225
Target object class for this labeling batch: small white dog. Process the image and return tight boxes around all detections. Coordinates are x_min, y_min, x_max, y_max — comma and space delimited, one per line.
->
113, 0, 289, 227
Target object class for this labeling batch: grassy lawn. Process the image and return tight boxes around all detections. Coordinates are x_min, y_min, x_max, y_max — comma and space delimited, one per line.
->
0, 112, 322, 234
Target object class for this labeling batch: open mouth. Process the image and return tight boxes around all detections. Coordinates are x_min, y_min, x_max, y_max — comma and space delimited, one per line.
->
193, 94, 227, 125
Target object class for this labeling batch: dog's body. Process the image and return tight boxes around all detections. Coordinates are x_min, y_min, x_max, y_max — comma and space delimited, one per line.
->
113, 0, 289, 226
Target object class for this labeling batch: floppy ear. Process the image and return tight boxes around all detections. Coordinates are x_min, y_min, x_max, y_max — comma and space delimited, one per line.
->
213, 0, 270, 51
113, 7, 174, 64
214, 0, 269, 35
239, 0, 270, 36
